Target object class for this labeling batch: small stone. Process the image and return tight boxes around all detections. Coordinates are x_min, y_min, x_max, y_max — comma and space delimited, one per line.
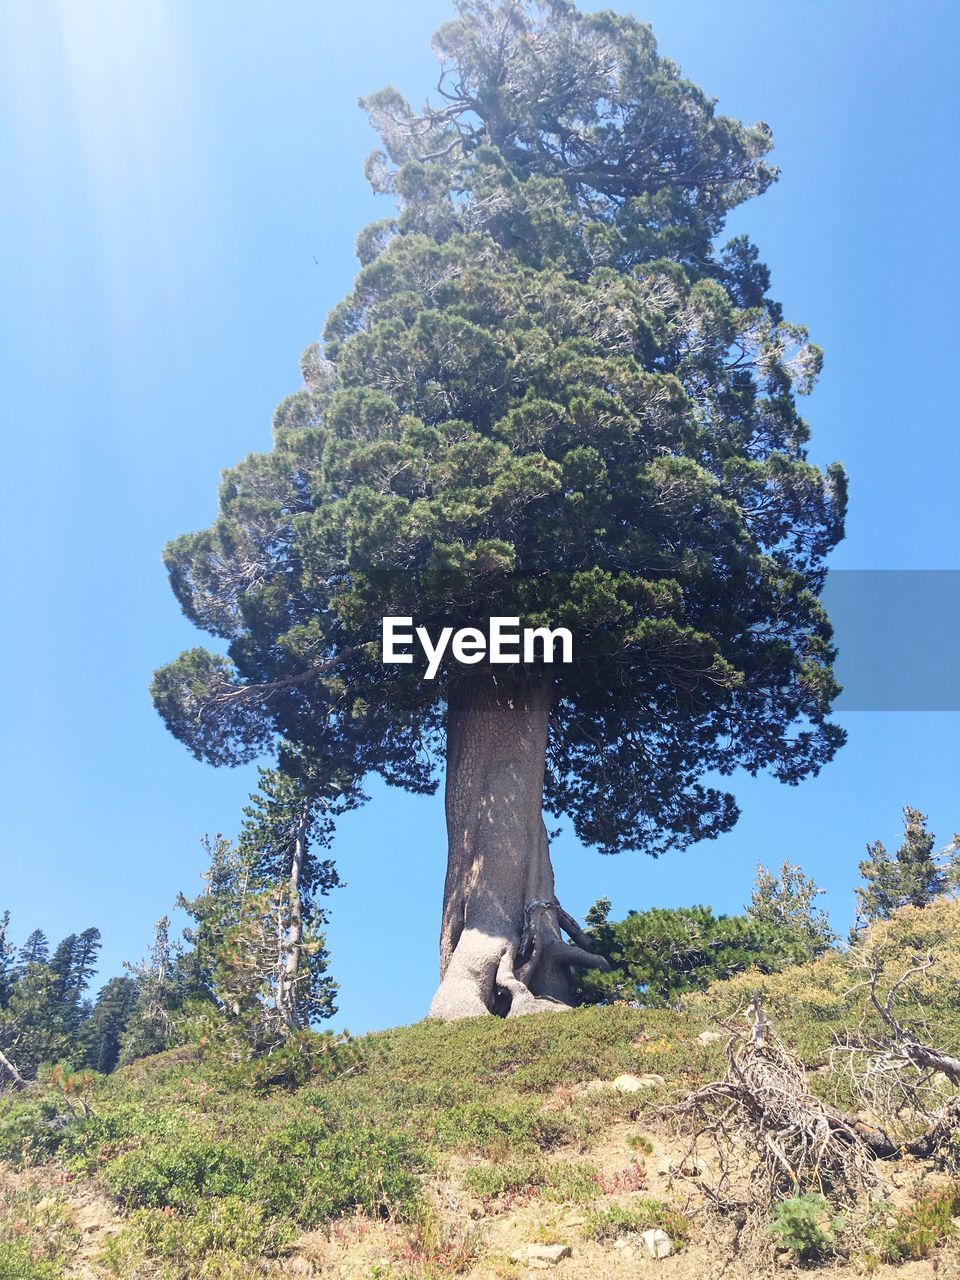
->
510, 1244, 572, 1265
639, 1228, 673, 1260
696, 1030, 724, 1044
562, 1213, 586, 1227
612, 1073, 666, 1093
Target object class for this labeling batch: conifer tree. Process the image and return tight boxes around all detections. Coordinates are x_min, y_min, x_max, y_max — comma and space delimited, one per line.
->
179, 764, 346, 1043
855, 807, 959, 926
153, 0, 846, 1018
748, 860, 835, 958
0, 913, 13, 1010
577, 900, 804, 1007
80, 976, 139, 1074
119, 917, 177, 1065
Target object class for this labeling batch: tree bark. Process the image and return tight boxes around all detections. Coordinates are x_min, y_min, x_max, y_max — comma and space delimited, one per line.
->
277, 807, 308, 1031
429, 674, 608, 1021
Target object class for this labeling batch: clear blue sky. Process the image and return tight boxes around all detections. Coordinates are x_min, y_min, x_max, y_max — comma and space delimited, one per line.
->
0, 1, 957, 1033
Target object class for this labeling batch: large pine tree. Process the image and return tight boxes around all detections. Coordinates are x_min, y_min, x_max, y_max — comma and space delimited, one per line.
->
153, 1, 846, 1019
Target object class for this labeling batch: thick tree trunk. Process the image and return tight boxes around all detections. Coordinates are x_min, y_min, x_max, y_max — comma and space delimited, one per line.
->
429, 674, 609, 1021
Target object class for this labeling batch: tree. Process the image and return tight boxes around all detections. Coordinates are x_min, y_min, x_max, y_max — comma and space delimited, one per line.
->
179, 766, 345, 1047
576, 900, 805, 1007
118, 917, 177, 1065
48, 928, 102, 1036
855, 807, 960, 928
18, 930, 48, 968
0, 926, 101, 1080
748, 860, 835, 959
152, 0, 846, 1019
0, 913, 13, 1010
80, 975, 139, 1074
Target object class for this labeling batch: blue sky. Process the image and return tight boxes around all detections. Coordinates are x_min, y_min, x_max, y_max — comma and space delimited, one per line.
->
0, 0, 957, 1034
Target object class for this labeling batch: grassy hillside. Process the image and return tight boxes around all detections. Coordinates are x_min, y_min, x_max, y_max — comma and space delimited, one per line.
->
4, 902, 960, 1279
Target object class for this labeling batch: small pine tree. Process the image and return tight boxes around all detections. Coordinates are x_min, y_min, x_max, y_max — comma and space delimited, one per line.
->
855, 807, 959, 927
748, 861, 835, 958
577, 902, 806, 1008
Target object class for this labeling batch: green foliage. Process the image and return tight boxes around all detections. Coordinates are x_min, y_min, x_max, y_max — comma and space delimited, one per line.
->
871, 1183, 960, 1263
107, 1198, 295, 1273
192, 1025, 364, 1093
117, 916, 180, 1066
577, 902, 806, 1006
748, 860, 836, 958
541, 1160, 601, 1202
435, 1100, 567, 1157
104, 1141, 252, 1210
463, 1158, 545, 1198
153, 0, 846, 866
0, 1184, 78, 1280
177, 768, 347, 1061
0, 920, 104, 1082
855, 806, 959, 927
583, 1199, 689, 1244
79, 976, 139, 1074
767, 1194, 842, 1261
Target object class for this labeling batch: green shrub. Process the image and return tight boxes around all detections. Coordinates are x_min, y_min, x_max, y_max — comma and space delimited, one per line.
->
873, 1183, 960, 1263
542, 1160, 601, 1203
435, 1101, 567, 1156
768, 1194, 842, 1261
0, 1240, 63, 1280
583, 1199, 689, 1244
249, 1126, 427, 1225
463, 1159, 545, 1198
103, 1141, 251, 1209
118, 1197, 294, 1264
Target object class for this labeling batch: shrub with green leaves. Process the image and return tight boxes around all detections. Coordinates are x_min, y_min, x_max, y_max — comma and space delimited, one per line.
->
463, 1159, 545, 1198
872, 1183, 960, 1263
767, 1194, 842, 1261
103, 1141, 252, 1210
583, 1199, 689, 1244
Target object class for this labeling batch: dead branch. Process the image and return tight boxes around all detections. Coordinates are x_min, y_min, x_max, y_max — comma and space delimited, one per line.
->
659, 1002, 876, 1210
0, 1047, 26, 1090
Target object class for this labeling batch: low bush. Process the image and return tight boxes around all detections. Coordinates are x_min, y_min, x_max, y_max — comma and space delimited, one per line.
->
582, 1198, 689, 1244
872, 1183, 960, 1263
103, 1141, 251, 1209
767, 1194, 842, 1261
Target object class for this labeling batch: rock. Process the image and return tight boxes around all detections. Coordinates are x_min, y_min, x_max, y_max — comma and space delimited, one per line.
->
562, 1213, 586, 1227
611, 1073, 666, 1092
639, 1228, 673, 1260
509, 1244, 572, 1264
696, 1030, 724, 1044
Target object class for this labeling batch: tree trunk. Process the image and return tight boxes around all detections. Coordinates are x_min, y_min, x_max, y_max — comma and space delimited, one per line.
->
428, 674, 609, 1021
277, 807, 308, 1031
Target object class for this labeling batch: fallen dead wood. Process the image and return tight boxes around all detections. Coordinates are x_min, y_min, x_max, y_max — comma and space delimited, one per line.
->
660, 1003, 876, 1208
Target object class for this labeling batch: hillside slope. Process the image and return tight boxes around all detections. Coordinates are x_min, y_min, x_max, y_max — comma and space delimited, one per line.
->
4, 902, 960, 1279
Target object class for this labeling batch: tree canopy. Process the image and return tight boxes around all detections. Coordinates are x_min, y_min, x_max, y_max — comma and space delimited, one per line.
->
153, 0, 846, 866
